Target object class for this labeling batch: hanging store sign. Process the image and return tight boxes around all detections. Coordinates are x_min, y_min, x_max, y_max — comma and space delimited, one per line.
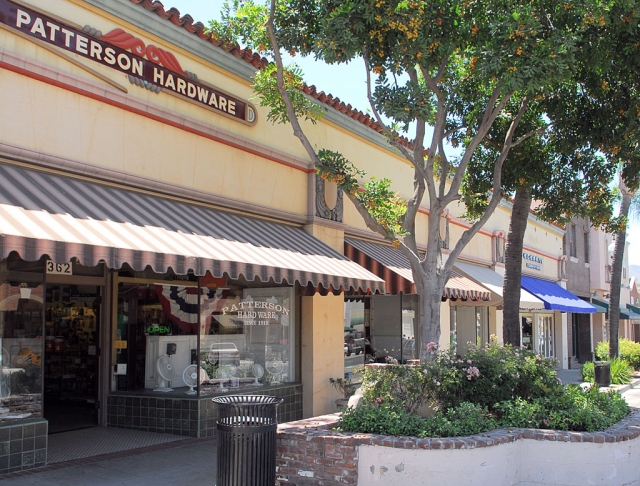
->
0, 0, 257, 125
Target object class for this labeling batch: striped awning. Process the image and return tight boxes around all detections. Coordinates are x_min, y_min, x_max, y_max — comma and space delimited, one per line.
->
0, 163, 385, 294
521, 276, 596, 313
454, 261, 545, 310
344, 238, 491, 301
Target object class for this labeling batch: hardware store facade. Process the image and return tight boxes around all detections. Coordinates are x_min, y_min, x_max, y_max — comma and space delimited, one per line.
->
0, 0, 592, 474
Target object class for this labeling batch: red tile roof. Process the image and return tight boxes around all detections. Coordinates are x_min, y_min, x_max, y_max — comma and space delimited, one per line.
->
127, 0, 413, 145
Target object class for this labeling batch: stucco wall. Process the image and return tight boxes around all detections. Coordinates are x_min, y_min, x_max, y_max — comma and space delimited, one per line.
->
276, 410, 640, 486
300, 294, 345, 418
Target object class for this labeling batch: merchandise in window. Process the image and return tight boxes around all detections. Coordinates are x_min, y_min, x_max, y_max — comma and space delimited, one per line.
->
0, 263, 44, 422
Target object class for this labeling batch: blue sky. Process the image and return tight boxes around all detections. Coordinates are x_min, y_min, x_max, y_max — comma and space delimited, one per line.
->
164, 1, 640, 266
166, 0, 371, 113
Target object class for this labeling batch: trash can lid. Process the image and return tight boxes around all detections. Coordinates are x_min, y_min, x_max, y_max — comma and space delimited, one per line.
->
212, 394, 284, 406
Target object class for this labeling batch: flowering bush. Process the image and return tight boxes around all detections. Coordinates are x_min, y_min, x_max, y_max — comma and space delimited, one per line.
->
337, 338, 630, 437
422, 338, 561, 410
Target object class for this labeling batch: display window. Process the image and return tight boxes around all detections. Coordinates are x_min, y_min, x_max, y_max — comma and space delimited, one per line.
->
114, 275, 296, 397
0, 259, 45, 422
349, 294, 419, 367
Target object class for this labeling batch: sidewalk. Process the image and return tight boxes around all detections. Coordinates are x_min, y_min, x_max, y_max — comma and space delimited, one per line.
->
0, 437, 218, 486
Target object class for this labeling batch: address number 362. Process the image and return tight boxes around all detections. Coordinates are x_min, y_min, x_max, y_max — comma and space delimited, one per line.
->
46, 260, 72, 275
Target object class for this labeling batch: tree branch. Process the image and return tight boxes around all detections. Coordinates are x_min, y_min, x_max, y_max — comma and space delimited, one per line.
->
266, 0, 320, 167
362, 54, 416, 164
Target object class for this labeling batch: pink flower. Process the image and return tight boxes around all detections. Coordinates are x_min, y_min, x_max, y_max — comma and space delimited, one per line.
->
464, 366, 480, 380
427, 342, 438, 353
467, 359, 473, 364
376, 397, 382, 403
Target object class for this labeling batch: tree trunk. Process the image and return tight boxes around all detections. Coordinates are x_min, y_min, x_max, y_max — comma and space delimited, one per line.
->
418, 279, 443, 360
609, 185, 633, 359
503, 186, 532, 346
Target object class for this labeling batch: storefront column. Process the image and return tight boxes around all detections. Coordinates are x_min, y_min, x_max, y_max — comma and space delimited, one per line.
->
439, 301, 452, 351
491, 307, 503, 342
300, 293, 344, 418
557, 311, 569, 369
303, 224, 345, 254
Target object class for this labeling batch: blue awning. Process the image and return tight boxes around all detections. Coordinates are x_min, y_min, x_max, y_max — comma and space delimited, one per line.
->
521, 276, 596, 313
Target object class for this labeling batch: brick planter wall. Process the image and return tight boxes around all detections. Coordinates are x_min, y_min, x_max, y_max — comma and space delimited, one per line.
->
276, 409, 640, 486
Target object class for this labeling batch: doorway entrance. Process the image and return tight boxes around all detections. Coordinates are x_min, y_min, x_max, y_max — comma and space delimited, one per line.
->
44, 284, 101, 434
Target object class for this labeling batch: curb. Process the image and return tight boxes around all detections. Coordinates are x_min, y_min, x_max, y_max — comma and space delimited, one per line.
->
595, 376, 640, 394
604, 377, 640, 394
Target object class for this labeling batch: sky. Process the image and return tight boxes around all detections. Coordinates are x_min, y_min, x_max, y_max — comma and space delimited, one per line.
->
165, 0, 640, 266
165, 0, 371, 113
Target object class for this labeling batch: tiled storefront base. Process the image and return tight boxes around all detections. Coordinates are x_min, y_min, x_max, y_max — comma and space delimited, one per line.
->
0, 419, 47, 474
107, 383, 303, 438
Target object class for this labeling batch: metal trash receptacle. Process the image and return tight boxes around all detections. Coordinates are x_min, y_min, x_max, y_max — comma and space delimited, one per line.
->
594, 361, 611, 387
213, 395, 284, 486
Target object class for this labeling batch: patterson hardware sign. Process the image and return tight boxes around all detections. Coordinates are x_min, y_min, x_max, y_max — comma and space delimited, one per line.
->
0, 0, 256, 125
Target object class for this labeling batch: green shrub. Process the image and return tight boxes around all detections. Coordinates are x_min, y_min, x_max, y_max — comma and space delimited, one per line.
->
337, 340, 631, 438
337, 402, 497, 438
492, 385, 629, 432
581, 361, 594, 382
581, 358, 631, 385
610, 358, 632, 384
361, 363, 431, 414
595, 339, 640, 369
423, 402, 497, 437
337, 404, 430, 437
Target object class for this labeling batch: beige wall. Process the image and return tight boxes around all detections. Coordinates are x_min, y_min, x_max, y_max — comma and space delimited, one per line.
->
357, 437, 640, 486
300, 293, 345, 418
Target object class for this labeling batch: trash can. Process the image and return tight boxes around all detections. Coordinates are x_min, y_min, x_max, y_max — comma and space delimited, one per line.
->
594, 361, 611, 387
213, 395, 284, 486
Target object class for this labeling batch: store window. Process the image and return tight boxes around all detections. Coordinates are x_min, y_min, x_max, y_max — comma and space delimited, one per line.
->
344, 299, 365, 376
199, 287, 295, 395
520, 313, 555, 357
0, 259, 45, 422
365, 294, 419, 364
450, 306, 489, 356
114, 275, 296, 396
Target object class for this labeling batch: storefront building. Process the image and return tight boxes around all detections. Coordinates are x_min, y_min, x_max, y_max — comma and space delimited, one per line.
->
0, 0, 603, 475
0, 0, 393, 473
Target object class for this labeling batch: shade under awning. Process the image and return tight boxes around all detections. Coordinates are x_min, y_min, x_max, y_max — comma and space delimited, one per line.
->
521, 276, 596, 313
0, 163, 385, 294
344, 237, 491, 301
454, 261, 545, 310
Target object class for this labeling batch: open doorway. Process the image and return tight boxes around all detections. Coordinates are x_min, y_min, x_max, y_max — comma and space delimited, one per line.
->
44, 284, 101, 434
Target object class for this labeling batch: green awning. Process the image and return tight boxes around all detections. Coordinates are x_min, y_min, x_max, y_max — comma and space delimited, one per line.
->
591, 301, 608, 314
625, 304, 640, 320
593, 299, 609, 312
627, 303, 640, 314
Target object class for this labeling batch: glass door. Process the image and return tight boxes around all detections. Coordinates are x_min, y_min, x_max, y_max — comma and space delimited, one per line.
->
521, 315, 533, 350
537, 315, 555, 358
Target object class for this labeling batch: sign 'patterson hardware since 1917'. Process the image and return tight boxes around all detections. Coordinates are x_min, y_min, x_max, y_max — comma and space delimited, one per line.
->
0, 0, 257, 125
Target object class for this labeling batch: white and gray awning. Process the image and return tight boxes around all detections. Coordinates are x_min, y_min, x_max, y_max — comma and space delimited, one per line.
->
453, 261, 545, 310
0, 163, 385, 293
